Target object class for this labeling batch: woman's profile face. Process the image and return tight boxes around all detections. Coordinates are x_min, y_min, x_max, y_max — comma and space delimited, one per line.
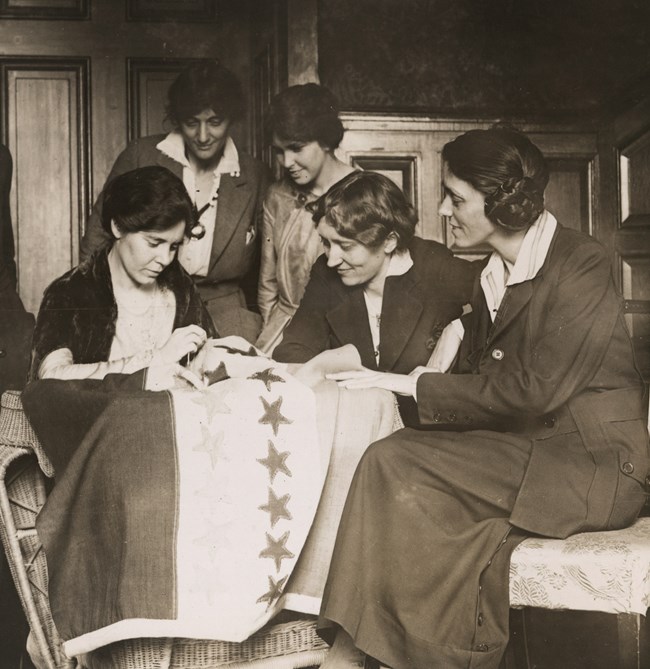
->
179, 108, 231, 167
316, 219, 395, 288
110, 220, 186, 288
272, 134, 329, 188
439, 162, 497, 249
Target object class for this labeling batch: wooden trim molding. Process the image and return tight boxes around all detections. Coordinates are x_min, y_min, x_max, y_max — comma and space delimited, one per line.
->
0, 0, 89, 20
126, 57, 203, 142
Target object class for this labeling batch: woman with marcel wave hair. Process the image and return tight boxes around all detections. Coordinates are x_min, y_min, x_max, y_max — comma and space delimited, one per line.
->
318, 128, 649, 669
273, 170, 474, 427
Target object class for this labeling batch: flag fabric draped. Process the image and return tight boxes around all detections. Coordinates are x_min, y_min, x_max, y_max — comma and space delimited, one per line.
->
24, 357, 331, 656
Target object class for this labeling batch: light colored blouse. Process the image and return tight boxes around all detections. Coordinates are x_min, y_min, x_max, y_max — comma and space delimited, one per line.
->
39, 284, 176, 380
156, 132, 241, 278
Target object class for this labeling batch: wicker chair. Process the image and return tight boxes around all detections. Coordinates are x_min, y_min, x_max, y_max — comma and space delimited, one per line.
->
0, 390, 329, 669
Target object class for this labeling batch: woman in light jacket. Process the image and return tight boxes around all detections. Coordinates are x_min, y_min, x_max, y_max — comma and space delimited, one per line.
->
256, 84, 356, 354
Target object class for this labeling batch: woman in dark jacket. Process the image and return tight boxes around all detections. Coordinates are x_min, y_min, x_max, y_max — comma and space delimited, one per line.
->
31, 166, 215, 382
273, 170, 475, 425
318, 128, 649, 669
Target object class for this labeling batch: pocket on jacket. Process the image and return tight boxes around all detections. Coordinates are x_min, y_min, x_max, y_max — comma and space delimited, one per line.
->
606, 455, 647, 530
601, 418, 649, 487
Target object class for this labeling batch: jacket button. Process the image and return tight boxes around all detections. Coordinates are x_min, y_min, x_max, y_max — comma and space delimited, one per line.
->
433, 413, 442, 422
491, 348, 504, 361
543, 415, 556, 428
475, 643, 489, 652
477, 613, 484, 626
0, 349, 5, 358
621, 462, 635, 475
448, 412, 457, 422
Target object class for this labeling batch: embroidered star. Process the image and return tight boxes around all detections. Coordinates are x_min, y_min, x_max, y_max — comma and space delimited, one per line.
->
203, 391, 232, 420
256, 574, 288, 608
205, 361, 229, 386
250, 368, 285, 392
259, 531, 295, 572
258, 487, 292, 527
257, 440, 292, 484
193, 427, 225, 468
258, 396, 292, 436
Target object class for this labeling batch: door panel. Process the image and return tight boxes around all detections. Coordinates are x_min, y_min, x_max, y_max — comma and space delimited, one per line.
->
616, 121, 650, 379
0, 0, 250, 312
2, 59, 89, 313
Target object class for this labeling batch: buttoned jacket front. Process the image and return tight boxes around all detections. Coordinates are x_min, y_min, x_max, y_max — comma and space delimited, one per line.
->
416, 225, 649, 537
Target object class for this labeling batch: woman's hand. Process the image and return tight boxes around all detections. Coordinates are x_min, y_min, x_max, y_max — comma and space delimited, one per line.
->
157, 325, 207, 364
326, 368, 418, 397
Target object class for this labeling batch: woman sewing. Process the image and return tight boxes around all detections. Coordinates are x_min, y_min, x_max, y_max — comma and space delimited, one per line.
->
318, 127, 649, 669
31, 165, 215, 382
79, 60, 269, 341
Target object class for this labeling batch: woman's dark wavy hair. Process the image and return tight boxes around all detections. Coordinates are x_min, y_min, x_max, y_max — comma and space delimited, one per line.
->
442, 126, 549, 231
308, 171, 416, 251
166, 59, 245, 125
101, 166, 194, 239
269, 84, 344, 150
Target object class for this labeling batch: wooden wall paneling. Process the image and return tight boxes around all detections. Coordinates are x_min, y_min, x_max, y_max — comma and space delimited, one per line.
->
338, 114, 597, 249
127, 57, 203, 142
252, 44, 275, 171
0, 58, 89, 313
250, 0, 287, 171
0, 0, 89, 20
349, 155, 417, 207
544, 158, 592, 234
617, 124, 650, 379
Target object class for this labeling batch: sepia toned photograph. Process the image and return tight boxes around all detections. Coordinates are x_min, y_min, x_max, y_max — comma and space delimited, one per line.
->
0, 1, 648, 668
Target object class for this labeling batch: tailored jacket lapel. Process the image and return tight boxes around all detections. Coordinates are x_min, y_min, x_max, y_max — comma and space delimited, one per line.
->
485, 276, 536, 347
379, 271, 423, 371
155, 151, 183, 178
326, 287, 377, 369
209, 172, 253, 271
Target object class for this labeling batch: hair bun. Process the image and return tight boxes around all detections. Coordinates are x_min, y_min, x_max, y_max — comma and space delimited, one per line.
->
485, 176, 544, 231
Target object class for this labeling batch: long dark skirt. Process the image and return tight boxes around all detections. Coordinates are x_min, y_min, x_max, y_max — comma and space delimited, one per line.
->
319, 428, 534, 669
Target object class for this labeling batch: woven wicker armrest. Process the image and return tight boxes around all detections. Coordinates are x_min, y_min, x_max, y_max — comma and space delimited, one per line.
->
0, 390, 330, 669
0, 390, 54, 478
0, 390, 71, 668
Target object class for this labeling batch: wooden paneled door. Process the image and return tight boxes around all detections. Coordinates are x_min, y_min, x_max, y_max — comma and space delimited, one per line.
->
601, 95, 650, 381
0, 0, 251, 313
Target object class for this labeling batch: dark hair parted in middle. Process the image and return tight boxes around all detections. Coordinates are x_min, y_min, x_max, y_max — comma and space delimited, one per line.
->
101, 166, 194, 239
309, 171, 417, 251
442, 127, 549, 231
269, 83, 344, 150
166, 59, 245, 125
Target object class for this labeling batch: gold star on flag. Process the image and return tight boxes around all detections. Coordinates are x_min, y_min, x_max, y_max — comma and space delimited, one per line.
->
258, 396, 292, 436
250, 368, 285, 391
257, 440, 292, 483
205, 361, 229, 386
259, 531, 295, 571
256, 574, 288, 608
258, 487, 292, 527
